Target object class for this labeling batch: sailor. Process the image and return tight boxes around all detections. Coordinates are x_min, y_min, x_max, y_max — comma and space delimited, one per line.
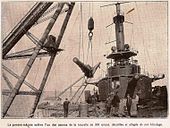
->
135, 93, 139, 110
63, 98, 70, 117
112, 91, 120, 116
130, 93, 139, 117
106, 95, 112, 117
126, 94, 132, 117
91, 95, 99, 117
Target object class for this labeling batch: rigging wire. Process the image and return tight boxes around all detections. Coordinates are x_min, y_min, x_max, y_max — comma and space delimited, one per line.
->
78, 4, 81, 59
142, 3, 158, 74
141, 4, 154, 74
91, 1, 94, 17
145, 4, 159, 74
135, 2, 155, 75
135, 3, 147, 74
81, 3, 85, 63
89, 2, 93, 17
86, 37, 94, 66
128, 9, 135, 47
79, 3, 85, 62
76, 83, 87, 103
67, 9, 80, 41
90, 40, 94, 66
86, 40, 90, 64
86, 3, 95, 66
103, 6, 113, 45
130, 24, 134, 47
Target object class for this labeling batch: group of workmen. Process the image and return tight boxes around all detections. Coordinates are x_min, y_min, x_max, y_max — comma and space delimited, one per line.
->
105, 92, 120, 117
105, 92, 138, 117
62, 92, 139, 118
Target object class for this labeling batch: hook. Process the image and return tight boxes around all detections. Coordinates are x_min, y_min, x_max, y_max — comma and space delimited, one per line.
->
88, 31, 93, 40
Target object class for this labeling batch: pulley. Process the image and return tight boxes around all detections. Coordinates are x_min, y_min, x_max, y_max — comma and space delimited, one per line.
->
88, 17, 94, 40
88, 17, 94, 31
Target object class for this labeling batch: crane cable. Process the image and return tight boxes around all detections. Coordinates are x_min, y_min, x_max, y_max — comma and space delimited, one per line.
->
79, 3, 85, 62
76, 82, 88, 103
86, 39, 93, 66
86, 3, 94, 66
135, 3, 156, 75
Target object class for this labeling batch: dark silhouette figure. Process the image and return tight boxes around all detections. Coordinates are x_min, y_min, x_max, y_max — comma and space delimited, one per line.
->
63, 98, 70, 117
112, 92, 120, 115
106, 96, 112, 117
126, 94, 132, 116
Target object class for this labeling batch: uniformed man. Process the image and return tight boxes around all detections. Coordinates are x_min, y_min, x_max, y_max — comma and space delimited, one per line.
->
112, 91, 120, 116
63, 98, 70, 117
126, 94, 132, 117
106, 96, 112, 117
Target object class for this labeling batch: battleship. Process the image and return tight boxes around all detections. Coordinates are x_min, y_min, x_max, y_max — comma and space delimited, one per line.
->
1, 1, 168, 118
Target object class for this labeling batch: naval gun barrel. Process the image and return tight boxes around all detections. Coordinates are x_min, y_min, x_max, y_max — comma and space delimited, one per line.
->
152, 74, 165, 82
73, 57, 93, 78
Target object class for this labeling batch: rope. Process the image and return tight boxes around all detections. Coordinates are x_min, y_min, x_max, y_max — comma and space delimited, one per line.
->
67, 9, 80, 41
86, 40, 90, 64
80, 3, 85, 63
78, 5, 81, 59
56, 76, 85, 98
89, 2, 93, 17
7, 47, 35, 57
86, 39, 94, 67
135, 3, 155, 74
144, 3, 159, 74
26, 31, 40, 45
78, 3, 85, 62
89, 3, 91, 17
70, 84, 84, 102
90, 40, 94, 66
76, 83, 87, 103
143, 5, 157, 74
129, 17, 134, 47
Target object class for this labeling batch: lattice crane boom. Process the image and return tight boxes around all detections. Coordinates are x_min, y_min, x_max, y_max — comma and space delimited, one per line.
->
2, 2, 75, 118
2, 2, 53, 58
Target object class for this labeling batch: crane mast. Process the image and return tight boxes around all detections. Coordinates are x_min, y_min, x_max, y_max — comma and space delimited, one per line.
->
2, 2, 75, 118
2, 2, 53, 58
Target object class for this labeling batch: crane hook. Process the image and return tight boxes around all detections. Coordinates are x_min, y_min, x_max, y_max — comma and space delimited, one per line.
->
88, 32, 93, 40
88, 17, 94, 40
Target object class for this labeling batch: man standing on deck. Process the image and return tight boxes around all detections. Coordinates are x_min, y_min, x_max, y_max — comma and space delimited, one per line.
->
63, 98, 70, 117
112, 91, 120, 116
126, 94, 132, 117
106, 95, 112, 117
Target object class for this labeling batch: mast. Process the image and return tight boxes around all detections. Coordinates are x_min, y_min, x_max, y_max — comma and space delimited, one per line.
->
105, 3, 139, 98
114, 3, 125, 51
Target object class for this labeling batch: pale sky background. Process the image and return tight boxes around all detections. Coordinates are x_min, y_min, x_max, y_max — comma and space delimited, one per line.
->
1, 1, 168, 94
